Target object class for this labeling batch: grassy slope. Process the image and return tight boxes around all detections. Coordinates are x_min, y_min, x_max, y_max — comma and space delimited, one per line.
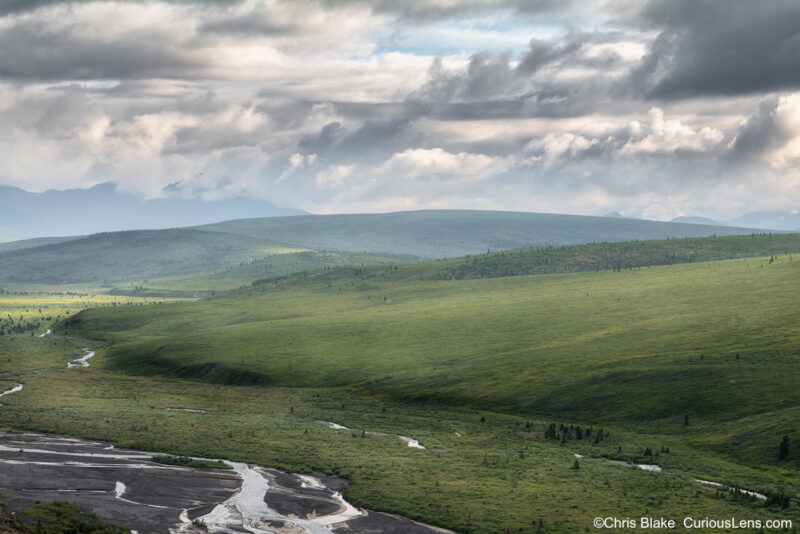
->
101, 233, 800, 297
0, 229, 298, 286
0, 236, 81, 253
197, 209, 767, 258
109, 250, 423, 296
66, 250, 800, 472
249, 233, 800, 284
0, 334, 796, 534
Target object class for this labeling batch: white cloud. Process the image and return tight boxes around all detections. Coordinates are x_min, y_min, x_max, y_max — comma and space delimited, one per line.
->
767, 94, 800, 167
315, 163, 355, 189
277, 153, 317, 182
383, 147, 506, 180
620, 108, 724, 155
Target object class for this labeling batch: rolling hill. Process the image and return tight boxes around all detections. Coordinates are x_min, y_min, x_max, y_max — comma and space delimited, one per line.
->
65, 237, 800, 472
0, 236, 81, 253
109, 250, 423, 296
198, 209, 770, 258
12, 233, 800, 532
0, 209, 774, 290
0, 229, 297, 286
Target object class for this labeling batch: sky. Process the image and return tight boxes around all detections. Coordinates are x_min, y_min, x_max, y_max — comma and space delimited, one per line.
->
0, 0, 799, 221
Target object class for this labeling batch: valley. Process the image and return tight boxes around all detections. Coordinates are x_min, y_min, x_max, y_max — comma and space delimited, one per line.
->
0, 220, 798, 532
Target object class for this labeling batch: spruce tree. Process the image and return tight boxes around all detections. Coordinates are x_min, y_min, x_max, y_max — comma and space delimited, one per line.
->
779, 435, 790, 460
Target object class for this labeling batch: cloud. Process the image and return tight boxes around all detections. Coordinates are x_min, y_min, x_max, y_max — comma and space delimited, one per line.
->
382, 147, 507, 181
298, 121, 347, 155
630, 0, 800, 98
727, 93, 800, 168
516, 37, 582, 75
318, 0, 577, 23
619, 108, 724, 155
523, 107, 724, 167
0, 0, 573, 20
0, 0, 799, 222
0, 0, 244, 16
277, 153, 317, 182
412, 35, 585, 104
315, 163, 355, 189
0, 3, 205, 80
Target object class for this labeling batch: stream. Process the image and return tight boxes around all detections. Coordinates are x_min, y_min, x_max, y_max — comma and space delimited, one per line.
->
67, 348, 95, 368
0, 345, 453, 533
0, 431, 455, 534
317, 421, 425, 449
0, 383, 23, 404
575, 453, 767, 500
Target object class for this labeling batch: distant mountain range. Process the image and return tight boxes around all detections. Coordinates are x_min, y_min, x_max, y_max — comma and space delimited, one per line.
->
722, 211, 800, 231
606, 211, 799, 231
668, 212, 800, 231
0, 183, 305, 240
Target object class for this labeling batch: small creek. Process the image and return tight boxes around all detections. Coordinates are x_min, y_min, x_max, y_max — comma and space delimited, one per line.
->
317, 421, 425, 449
67, 348, 95, 368
0, 383, 23, 404
0, 344, 451, 533
574, 453, 767, 500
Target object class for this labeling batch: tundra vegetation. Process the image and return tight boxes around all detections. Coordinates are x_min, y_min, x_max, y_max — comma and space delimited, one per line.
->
0, 232, 798, 532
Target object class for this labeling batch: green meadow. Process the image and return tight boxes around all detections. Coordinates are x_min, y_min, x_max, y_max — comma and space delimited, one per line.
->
74, 255, 800, 430
0, 234, 798, 532
109, 250, 422, 297
1, 337, 797, 533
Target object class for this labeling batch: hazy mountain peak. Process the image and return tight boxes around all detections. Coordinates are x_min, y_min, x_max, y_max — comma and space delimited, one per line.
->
0, 183, 306, 240
722, 210, 800, 231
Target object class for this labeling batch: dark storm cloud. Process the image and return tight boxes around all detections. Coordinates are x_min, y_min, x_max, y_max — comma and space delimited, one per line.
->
0, 0, 63, 15
315, 119, 423, 164
413, 36, 584, 105
516, 37, 582, 75
723, 95, 800, 168
631, 0, 800, 98
320, 0, 575, 23
0, 0, 572, 23
726, 98, 783, 161
334, 118, 412, 154
403, 35, 614, 121
0, 22, 203, 80
0, 0, 243, 15
298, 121, 347, 155
200, 6, 298, 36
412, 55, 511, 103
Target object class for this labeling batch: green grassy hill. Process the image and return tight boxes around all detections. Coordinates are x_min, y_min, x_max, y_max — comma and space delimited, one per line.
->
8, 234, 800, 532
0, 210, 774, 290
250, 233, 800, 286
0, 229, 297, 286
0, 236, 80, 253
106, 232, 800, 296
109, 250, 423, 297
198, 209, 769, 258
65, 239, 800, 473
